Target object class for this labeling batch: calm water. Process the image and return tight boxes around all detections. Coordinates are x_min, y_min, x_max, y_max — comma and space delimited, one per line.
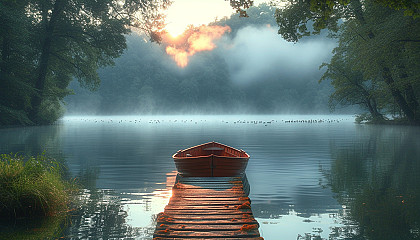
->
1, 115, 419, 240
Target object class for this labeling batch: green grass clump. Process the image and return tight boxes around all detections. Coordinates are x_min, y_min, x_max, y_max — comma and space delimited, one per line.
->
0, 153, 75, 218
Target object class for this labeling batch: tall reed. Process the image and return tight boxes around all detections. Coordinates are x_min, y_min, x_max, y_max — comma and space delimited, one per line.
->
0, 153, 75, 218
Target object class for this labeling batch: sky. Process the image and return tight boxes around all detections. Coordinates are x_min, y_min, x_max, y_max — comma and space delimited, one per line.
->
164, 0, 267, 36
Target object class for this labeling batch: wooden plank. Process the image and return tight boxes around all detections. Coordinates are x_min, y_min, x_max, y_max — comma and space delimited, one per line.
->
154, 230, 260, 238
174, 183, 242, 188
164, 205, 250, 211
156, 219, 259, 225
153, 238, 263, 240
157, 214, 255, 220
167, 202, 247, 207
172, 189, 244, 194
168, 201, 247, 206
155, 224, 259, 231
173, 185, 243, 190
171, 193, 246, 198
170, 198, 249, 202
172, 189, 244, 193
170, 195, 247, 199
159, 215, 254, 220
163, 209, 253, 215
170, 197, 250, 202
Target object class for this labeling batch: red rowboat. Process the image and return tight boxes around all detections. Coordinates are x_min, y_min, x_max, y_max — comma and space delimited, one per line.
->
172, 142, 250, 177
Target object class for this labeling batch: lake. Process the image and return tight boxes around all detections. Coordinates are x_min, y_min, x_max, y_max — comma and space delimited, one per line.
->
1, 115, 419, 240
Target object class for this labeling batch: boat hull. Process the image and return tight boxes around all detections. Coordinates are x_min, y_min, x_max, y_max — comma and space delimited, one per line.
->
173, 142, 249, 177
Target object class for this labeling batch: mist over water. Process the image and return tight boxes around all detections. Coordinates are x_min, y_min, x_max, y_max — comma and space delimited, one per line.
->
220, 26, 336, 85
65, 5, 342, 116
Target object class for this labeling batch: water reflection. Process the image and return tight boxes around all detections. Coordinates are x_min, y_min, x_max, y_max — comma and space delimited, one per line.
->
0, 124, 63, 156
64, 171, 176, 239
324, 125, 420, 240
1, 116, 419, 239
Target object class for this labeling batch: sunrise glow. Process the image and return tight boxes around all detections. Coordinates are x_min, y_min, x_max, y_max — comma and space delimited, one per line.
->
165, 25, 231, 68
164, 0, 233, 39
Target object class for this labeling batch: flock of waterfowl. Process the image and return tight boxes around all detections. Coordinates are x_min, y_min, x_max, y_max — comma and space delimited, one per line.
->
64, 117, 349, 125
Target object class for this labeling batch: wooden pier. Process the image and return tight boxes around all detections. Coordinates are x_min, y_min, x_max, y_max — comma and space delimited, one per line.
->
153, 175, 262, 239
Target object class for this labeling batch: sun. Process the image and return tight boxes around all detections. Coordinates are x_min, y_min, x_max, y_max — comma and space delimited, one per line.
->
163, 0, 234, 37
165, 23, 185, 38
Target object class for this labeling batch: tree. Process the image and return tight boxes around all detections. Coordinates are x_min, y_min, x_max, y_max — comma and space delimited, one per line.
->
320, 50, 384, 120
276, 0, 420, 124
0, 0, 35, 125
0, 0, 169, 125
30, 0, 170, 124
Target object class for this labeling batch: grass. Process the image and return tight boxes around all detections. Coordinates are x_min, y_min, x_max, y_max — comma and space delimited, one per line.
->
0, 153, 76, 218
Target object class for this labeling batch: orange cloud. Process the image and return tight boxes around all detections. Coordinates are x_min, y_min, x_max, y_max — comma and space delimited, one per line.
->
166, 46, 188, 68
165, 25, 231, 68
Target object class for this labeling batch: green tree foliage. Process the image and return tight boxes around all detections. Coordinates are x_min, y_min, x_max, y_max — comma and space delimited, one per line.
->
319, 34, 385, 120
0, 0, 169, 125
0, 1, 36, 125
276, 0, 420, 124
228, 0, 254, 17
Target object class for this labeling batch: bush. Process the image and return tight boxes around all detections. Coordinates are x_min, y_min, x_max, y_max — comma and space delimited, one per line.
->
0, 153, 75, 218
355, 113, 372, 124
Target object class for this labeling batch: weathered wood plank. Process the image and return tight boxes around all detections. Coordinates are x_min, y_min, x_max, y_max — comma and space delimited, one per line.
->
163, 209, 253, 215
164, 205, 249, 211
173, 183, 243, 189
168, 201, 247, 206
169, 195, 248, 199
171, 194, 247, 198
156, 219, 259, 225
169, 196, 251, 202
153, 238, 263, 240
154, 230, 260, 237
172, 190, 245, 195
155, 224, 259, 231
172, 189, 246, 195
169, 198, 248, 203
157, 214, 255, 220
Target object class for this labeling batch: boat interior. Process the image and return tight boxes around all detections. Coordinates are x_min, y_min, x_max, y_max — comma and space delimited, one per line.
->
174, 142, 248, 158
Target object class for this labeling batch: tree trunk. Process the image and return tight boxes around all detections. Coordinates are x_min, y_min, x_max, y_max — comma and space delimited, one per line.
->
0, 21, 12, 102
400, 69, 419, 120
365, 97, 383, 121
398, 63, 419, 121
30, 0, 64, 123
382, 66, 417, 123
405, 85, 419, 118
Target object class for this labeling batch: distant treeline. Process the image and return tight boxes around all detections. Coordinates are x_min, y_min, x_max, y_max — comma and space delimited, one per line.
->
66, 4, 338, 115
